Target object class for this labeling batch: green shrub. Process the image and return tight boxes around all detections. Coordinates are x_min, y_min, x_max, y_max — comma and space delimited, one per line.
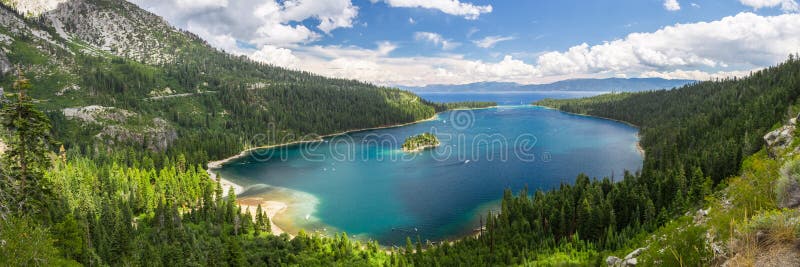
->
0, 216, 79, 266
776, 158, 800, 205
638, 217, 713, 266
743, 209, 800, 246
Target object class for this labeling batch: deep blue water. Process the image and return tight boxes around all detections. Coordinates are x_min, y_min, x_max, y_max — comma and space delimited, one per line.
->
416, 91, 606, 104
216, 105, 642, 245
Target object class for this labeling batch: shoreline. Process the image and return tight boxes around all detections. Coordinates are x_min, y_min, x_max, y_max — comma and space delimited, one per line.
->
205, 112, 444, 236
205, 105, 500, 175
206, 113, 440, 172
635, 133, 646, 157
531, 104, 641, 129
237, 197, 291, 236
402, 143, 441, 153
205, 104, 639, 240
447, 105, 498, 111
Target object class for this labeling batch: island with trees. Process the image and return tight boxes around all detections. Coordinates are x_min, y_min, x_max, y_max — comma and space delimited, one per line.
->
402, 133, 440, 152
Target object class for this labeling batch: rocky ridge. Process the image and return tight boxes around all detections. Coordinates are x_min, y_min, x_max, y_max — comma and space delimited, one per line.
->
0, 0, 192, 152
61, 105, 176, 152
39, 0, 181, 64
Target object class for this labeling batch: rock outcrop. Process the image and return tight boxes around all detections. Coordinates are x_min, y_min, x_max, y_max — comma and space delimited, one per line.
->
4, 0, 188, 65
693, 208, 710, 225
62, 106, 176, 152
39, 0, 182, 65
764, 115, 799, 156
778, 177, 800, 209
62, 105, 133, 124
1, 0, 68, 17
96, 118, 177, 152
0, 49, 10, 76
606, 247, 646, 267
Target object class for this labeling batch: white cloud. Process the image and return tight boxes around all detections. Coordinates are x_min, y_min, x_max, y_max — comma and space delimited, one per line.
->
250, 45, 301, 68
277, 0, 359, 34
245, 12, 800, 86
473, 35, 515, 48
131, 1, 800, 86
414, 32, 460, 50
238, 41, 541, 86
533, 12, 800, 77
174, 0, 227, 9
130, 0, 357, 47
690, 2, 700, 8
740, 0, 799, 12
373, 0, 492, 19
664, 0, 681, 11
641, 69, 755, 80
185, 22, 239, 52
466, 27, 479, 37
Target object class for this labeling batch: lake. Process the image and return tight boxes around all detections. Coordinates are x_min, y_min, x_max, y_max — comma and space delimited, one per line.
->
215, 105, 642, 245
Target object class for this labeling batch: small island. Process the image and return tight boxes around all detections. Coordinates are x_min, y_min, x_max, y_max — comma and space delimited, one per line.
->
402, 133, 440, 152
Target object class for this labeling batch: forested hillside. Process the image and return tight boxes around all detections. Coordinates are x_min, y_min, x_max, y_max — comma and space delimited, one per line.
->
537, 58, 800, 185
2, 0, 800, 266
523, 55, 800, 265
0, 0, 436, 168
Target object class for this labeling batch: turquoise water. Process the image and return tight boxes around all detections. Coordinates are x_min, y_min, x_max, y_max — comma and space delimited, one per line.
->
216, 105, 642, 245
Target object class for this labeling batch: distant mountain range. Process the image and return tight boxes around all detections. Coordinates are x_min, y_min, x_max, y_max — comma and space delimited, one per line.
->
401, 78, 696, 93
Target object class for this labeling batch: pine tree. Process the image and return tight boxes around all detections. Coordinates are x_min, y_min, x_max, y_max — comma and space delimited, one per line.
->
254, 204, 263, 237
405, 236, 414, 256
1, 72, 56, 216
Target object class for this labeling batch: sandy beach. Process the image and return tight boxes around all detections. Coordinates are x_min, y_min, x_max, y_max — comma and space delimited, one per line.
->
206, 160, 244, 195
238, 197, 291, 236
635, 133, 646, 156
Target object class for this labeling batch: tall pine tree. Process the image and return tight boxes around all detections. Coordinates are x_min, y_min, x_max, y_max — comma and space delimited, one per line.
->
1, 71, 56, 217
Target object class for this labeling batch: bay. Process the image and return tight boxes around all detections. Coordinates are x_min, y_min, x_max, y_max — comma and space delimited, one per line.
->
216, 105, 642, 245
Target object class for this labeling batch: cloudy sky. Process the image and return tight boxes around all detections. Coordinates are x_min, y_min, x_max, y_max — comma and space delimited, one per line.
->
128, 0, 800, 86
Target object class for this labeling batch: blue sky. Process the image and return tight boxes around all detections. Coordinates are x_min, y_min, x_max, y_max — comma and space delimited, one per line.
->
322, 1, 759, 58
131, 0, 800, 86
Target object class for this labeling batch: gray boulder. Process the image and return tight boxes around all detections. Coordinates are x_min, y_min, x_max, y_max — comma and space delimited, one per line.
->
607, 247, 646, 267
624, 248, 646, 260
622, 258, 638, 266
693, 208, 710, 224
0, 50, 11, 76
778, 178, 800, 209
764, 123, 796, 156
606, 256, 621, 266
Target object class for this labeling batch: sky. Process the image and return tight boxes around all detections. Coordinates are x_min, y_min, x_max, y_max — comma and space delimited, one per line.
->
127, 0, 800, 86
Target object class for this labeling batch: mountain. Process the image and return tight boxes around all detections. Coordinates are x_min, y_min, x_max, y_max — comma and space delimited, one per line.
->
0, 0, 436, 165
402, 77, 696, 93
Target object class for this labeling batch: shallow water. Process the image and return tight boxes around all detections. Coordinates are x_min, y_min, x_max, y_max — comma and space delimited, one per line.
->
217, 105, 642, 245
